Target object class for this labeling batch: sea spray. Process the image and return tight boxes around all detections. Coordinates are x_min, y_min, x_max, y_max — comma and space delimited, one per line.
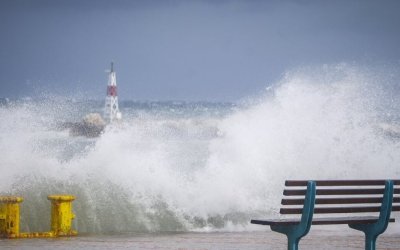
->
0, 64, 399, 233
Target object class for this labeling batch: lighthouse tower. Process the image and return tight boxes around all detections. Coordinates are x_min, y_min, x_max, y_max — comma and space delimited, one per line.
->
104, 62, 122, 122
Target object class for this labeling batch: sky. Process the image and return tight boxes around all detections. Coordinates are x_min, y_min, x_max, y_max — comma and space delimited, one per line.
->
0, 0, 400, 101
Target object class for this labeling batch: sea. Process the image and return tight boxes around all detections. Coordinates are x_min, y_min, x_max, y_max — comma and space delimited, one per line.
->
0, 65, 399, 249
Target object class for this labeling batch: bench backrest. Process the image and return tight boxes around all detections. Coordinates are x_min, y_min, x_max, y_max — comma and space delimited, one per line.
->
281, 180, 400, 216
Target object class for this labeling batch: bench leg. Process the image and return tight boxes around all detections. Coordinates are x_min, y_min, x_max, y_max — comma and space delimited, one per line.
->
365, 234, 377, 250
349, 180, 394, 250
271, 226, 303, 250
287, 236, 300, 250
349, 224, 381, 250
270, 181, 316, 250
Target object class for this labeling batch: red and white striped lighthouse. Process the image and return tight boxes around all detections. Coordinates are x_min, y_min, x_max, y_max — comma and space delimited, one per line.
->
104, 62, 122, 122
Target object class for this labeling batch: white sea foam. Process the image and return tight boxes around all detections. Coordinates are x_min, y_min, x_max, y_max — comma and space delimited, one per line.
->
0, 64, 399, 233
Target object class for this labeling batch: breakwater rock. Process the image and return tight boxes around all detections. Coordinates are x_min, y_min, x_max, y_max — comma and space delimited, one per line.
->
63, 113, 106, 138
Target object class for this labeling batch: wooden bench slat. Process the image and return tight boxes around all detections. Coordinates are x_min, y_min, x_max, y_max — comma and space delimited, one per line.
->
284, 188, 400, 196
281, 197, 400, 205
285, 180, 400, 186
251, 218, 300, 226
281, 206, 379, 214
312, 216, 395, 225
251, 216, 395, 226
281, 205, 400, 214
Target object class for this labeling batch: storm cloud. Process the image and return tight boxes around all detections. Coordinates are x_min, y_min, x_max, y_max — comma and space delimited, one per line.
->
0, 0, 399, 101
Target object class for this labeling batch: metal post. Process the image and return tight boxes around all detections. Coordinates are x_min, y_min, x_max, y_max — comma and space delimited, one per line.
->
0, 196, 23, 238
47, 195, 77, 236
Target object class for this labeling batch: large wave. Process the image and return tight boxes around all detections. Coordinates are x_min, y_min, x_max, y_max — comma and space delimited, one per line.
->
1, 64, 399, 233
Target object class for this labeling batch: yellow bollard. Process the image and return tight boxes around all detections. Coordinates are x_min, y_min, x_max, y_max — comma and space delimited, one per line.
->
0, 196, 23, 238
47, 195, 77, 236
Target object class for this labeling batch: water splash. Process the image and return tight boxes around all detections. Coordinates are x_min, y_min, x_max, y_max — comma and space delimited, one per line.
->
1, 64, 399, 233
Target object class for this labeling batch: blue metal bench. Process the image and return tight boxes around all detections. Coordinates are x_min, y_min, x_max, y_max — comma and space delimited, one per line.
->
251, 179, 400, 250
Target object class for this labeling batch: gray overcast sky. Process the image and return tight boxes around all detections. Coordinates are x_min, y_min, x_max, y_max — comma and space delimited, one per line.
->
0, 0, 400, 101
